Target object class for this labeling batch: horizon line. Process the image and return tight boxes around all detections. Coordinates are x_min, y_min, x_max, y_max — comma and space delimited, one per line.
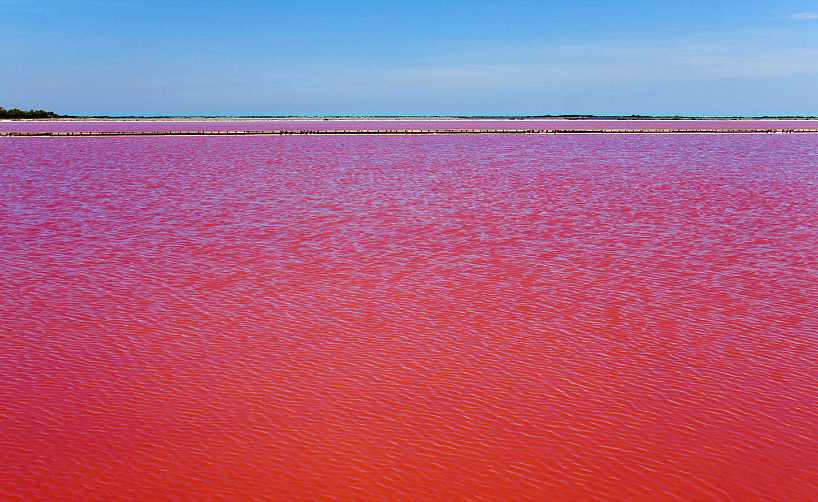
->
5, 114, 818, 120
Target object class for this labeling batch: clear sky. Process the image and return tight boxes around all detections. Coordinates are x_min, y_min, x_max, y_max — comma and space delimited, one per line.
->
2, 0, 818, 116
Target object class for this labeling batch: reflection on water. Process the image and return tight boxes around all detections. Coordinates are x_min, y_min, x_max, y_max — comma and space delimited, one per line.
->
1, 132, 817, 500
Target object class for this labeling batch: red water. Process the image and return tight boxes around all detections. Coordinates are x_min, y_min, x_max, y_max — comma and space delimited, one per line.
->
2, 118, 818, 133
1, 132, 817, 500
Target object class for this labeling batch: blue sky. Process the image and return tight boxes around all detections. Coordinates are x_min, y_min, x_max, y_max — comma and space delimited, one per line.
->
2, 0, 818, 116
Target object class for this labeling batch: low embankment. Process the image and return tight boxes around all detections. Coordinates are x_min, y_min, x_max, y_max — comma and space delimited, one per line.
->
3, 128, 818, 136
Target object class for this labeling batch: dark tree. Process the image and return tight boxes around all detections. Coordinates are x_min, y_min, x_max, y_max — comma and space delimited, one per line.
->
0, 107, 62, 118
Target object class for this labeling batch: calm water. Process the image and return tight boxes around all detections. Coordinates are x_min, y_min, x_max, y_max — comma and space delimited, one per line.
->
1, 130, 817, 500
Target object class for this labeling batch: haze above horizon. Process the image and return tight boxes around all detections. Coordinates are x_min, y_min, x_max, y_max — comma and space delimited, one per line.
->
2, 0, 818, 116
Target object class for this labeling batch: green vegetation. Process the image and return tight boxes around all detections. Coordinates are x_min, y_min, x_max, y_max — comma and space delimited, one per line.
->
0, 107, 62, 119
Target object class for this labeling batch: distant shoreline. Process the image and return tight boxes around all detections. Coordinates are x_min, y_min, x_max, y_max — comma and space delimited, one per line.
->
2, 115, 818, 122
6, 129, 818, 137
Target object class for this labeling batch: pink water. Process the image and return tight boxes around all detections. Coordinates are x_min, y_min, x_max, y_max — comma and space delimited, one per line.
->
2, 118, 818, 133
1, 131, 817, 500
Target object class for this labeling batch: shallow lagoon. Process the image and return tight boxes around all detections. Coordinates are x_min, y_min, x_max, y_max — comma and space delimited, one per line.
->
1, 127, 817, 499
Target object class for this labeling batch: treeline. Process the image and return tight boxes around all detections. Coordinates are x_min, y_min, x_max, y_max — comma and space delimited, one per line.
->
0, 107, 62, 118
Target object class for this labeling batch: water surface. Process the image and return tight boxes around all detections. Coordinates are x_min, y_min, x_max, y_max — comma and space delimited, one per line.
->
1, 131, 817, 500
